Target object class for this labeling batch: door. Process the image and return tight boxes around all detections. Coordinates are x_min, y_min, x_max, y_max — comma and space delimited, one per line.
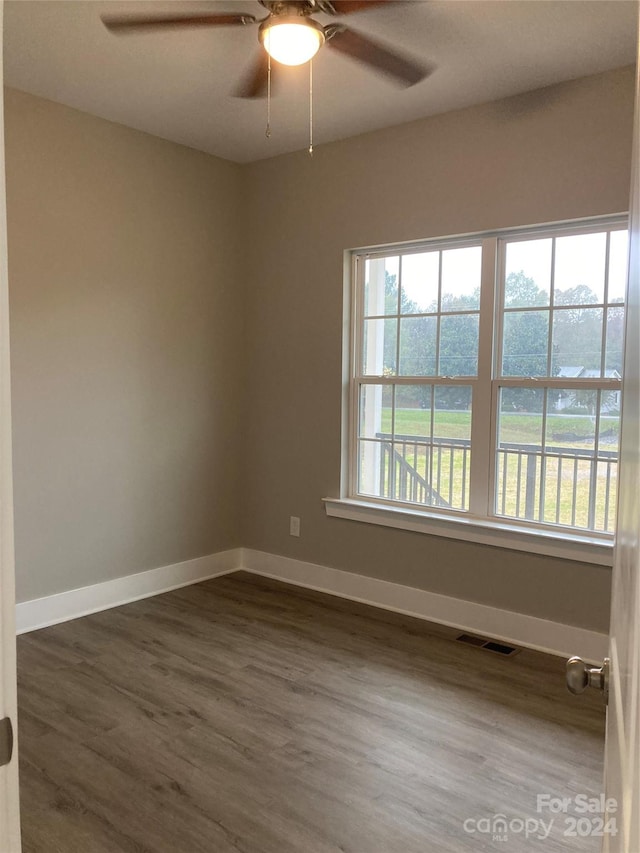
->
0, 1, 21, 849
602, 26, 640, 853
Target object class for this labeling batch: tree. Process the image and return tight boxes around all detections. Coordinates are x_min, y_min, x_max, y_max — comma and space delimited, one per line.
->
504, 270, 548, 308
384, 271, 437, 382
380, 269, 561, 412
501, 271, 553, 409
502, 271, 550, 378
552, 285, 602, 372
605, 306, 625, 374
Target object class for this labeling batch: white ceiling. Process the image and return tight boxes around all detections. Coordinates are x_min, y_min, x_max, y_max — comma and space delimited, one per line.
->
4, 0, 637, 163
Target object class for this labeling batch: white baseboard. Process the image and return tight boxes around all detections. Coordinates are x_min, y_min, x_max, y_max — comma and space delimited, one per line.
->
240, 548, 609, 663
15, 546, 608, 663
15, 549, 241, 634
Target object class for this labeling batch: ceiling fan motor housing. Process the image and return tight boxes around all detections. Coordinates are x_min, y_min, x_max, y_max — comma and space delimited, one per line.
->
258, 1, 320, 16
259, 14, 326, 38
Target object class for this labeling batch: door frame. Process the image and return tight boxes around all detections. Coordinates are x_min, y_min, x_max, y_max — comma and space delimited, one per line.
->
0, 1, 22, 848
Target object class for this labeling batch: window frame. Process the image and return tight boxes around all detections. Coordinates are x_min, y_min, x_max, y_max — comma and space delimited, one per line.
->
329, 214, 629, 566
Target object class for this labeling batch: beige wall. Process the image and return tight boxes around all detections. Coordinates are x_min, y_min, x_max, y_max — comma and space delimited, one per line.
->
5, 67, 635, 632
240, 67, 636, 633
5, 88, 243, 602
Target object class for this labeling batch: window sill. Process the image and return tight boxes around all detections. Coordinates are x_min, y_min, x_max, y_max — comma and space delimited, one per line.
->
323, 498, 614, 567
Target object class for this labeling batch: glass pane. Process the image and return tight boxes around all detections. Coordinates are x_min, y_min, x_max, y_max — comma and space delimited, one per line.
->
594, 462, 618, 534
363, 318, 397, 375
495, 388, 544, 522
504, 238, 551, 307
554, 232, 606, 305
365, 383, 472, 511
605, 306, 625, 376
496, 387, 618, 532
398, 316, 437, 376
427, 442, 470, 510
439, 314, 479, 376
596, 396, 620, 533
394, 434, 470, 512
441, 246, 481, 311
551, 307, 603, 377
547, 390, 612, 530
599, 405, 620, 456
608, 230, 628, 303
358, 440, 387, 498
434, 386, 472, 440
497, 387, 544, 446
501, 311, 549, 377
359, 384, 392, 439
391, 440, 434, 505
364, 256, 399, 317
395, 385, 432, 439
400, 252, 439, 314
546, 390, 597, 452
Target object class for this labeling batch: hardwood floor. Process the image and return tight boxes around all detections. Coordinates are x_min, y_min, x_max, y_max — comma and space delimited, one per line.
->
18, 572, 605, 852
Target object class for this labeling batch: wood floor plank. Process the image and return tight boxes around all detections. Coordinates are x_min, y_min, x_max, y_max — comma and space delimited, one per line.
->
18, 571, 606, 852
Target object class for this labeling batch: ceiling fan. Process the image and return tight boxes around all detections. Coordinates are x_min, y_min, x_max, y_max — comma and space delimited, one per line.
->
102, 1, 431, 98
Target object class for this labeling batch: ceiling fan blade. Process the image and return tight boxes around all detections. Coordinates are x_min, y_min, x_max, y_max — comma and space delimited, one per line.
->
235, 51, 272, 99
326, 26, 429, 86
327, 1, 393, 14
102, 13, 256, 34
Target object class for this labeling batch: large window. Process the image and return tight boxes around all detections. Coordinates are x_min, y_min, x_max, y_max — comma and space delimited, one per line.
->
345, 218, 627, 550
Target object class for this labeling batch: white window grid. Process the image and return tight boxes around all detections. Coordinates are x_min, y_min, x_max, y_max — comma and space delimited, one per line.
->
347, 216, 628, 540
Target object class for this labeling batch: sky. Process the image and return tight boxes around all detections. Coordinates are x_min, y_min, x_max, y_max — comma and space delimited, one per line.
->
371, 228, 628, 311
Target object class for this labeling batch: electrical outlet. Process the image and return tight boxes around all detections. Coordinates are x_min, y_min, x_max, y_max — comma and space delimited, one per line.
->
289, 516, 300, 537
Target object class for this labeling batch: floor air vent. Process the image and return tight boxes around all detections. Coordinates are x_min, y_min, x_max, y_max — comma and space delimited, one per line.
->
456, 633, 520, 656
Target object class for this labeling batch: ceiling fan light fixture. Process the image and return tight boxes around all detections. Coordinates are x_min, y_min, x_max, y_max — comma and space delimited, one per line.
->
260, 16, 324, 66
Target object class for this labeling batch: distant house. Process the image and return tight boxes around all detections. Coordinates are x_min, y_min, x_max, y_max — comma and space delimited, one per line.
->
581, 369, 622, 380
556, 366, 584, 380
555, 367, 621, 412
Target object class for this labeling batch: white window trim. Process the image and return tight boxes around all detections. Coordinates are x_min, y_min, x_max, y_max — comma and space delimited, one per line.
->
325, 214, 628, 567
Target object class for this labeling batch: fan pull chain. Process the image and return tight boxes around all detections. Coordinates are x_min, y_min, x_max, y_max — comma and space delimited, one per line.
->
308, 58, 313, 156
265, 52, 272, 139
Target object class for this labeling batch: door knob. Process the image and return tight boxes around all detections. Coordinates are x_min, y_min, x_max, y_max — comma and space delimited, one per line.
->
0, 717, 13, 767
566, 656, 609, 703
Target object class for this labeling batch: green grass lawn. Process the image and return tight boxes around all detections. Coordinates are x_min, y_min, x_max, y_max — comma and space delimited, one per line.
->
380, 407, 619, 446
